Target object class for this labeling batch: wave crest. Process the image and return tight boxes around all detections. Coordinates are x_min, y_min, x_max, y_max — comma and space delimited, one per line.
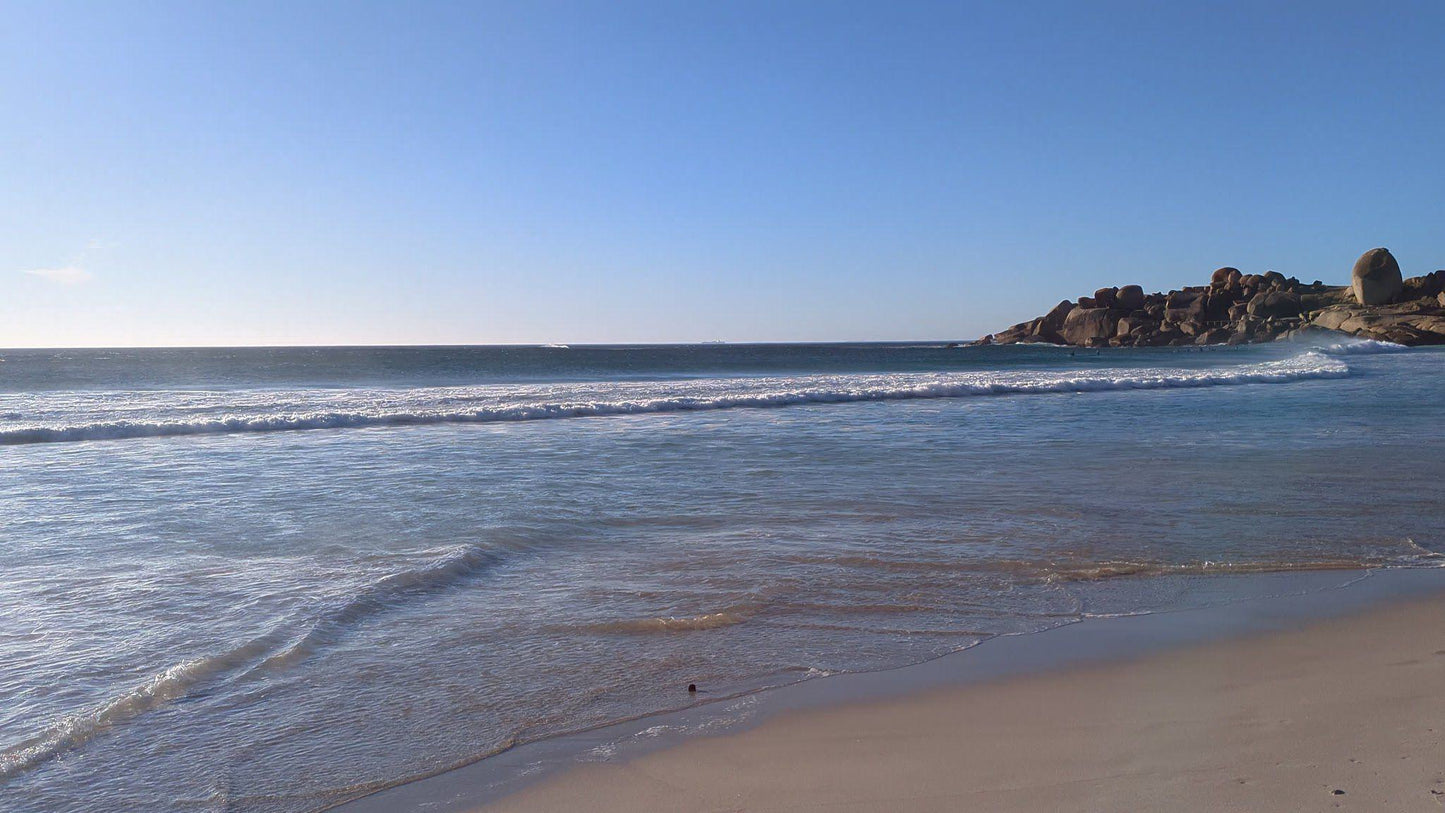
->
0, 353, 1349, 445
1312, 338, 1409, 355
251, 545, 500, 673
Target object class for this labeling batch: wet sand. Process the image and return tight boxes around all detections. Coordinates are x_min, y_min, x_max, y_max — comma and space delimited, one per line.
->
478, 591, 1445, 812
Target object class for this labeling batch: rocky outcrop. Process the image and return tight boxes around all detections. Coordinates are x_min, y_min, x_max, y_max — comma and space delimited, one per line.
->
1308, 301, 1445, 345
1401, 270, 1445, 301
1352, 248, 1403, 306
981, 250, 1445, 347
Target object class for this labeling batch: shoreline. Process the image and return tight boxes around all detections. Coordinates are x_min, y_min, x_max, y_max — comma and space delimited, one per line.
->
337, 565, 1445, 812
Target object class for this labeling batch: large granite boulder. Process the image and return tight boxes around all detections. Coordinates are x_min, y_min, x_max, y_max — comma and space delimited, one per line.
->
1196, 327, 1231, 345
1037, 300, 1075, 335
1352, 248, 1403, 306
1061, 307, 1122, 345
1246, 291, 1303, 320
1210, 267, 1240, 287
1116, 284, 1145, 310
1116, 315, 1152, 338
1203, 291, 1234, 320
1164, 290, 1205, 323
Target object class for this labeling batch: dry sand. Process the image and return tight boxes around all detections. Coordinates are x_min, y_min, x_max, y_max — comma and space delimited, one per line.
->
480, 594, 1445, 812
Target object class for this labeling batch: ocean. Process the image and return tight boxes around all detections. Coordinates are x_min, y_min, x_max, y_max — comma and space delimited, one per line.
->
2, 340, 1442, 812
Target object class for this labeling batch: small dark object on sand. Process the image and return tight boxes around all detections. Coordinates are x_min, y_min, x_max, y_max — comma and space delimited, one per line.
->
687, 683, 697, 693
1331, 789, 1345, 795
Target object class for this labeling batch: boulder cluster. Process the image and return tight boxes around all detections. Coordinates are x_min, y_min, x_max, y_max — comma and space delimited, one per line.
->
982, 248, 1445, 347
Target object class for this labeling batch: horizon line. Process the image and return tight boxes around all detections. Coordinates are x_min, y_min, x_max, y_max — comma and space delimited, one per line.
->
0, 338, 985, 352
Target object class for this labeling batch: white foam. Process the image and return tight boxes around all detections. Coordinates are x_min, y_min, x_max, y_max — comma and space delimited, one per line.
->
1311, 338, 1410, 355
0, 353, 1349, 445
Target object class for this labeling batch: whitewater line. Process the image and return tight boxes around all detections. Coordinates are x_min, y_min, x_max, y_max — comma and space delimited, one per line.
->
0, 354, 1349, 446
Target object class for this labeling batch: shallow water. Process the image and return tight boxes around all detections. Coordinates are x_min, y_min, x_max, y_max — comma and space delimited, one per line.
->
1, 340, 1442, 811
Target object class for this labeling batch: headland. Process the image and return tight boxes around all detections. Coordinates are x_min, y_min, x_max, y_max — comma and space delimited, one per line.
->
981, 248, 1445, 347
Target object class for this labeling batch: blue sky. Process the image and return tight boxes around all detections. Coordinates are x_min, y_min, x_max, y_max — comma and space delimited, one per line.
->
3, 1, 1442, 346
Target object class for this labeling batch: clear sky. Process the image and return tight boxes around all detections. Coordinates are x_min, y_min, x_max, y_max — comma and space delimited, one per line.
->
3, 1, 1442, 347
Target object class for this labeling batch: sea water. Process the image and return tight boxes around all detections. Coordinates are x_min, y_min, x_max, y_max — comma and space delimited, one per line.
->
1, 340, 1442, 811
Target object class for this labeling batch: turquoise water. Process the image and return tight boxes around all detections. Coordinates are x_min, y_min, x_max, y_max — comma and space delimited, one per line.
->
1, 340, 1442, 811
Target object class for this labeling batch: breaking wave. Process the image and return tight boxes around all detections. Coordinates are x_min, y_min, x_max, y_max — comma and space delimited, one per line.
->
0, 352, 1348, 445
1311, 338, 1410, 355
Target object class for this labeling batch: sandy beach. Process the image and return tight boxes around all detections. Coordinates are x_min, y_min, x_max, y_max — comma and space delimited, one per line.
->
477, 590, 1445, 812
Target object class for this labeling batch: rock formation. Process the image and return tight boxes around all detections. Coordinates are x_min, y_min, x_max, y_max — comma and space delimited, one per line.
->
1352, 248, 1403, 306
981, 251, 1445, 347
